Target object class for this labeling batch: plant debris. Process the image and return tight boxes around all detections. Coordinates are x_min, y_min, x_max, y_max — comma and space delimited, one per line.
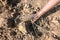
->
25, 20, 42, 37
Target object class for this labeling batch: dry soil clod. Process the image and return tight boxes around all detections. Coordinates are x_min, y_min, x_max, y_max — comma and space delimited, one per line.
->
7, 0, 21, 7
7, 17, 16, 28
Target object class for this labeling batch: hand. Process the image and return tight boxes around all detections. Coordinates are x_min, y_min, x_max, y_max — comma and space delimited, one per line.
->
31, 13, 40, 23
31, 0, 60, 23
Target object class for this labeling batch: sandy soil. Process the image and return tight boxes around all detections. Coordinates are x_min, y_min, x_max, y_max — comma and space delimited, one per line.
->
0, 0, 60, 40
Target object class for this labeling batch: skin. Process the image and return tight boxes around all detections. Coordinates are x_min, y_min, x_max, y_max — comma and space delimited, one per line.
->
32, 0, 60, 23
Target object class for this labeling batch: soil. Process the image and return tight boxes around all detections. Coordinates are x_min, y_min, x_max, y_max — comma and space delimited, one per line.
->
0, 0, 60, 40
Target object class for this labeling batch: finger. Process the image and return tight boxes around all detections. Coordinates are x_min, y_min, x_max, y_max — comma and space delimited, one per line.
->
32, 16, 39, 23
32, 14, 37, 18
